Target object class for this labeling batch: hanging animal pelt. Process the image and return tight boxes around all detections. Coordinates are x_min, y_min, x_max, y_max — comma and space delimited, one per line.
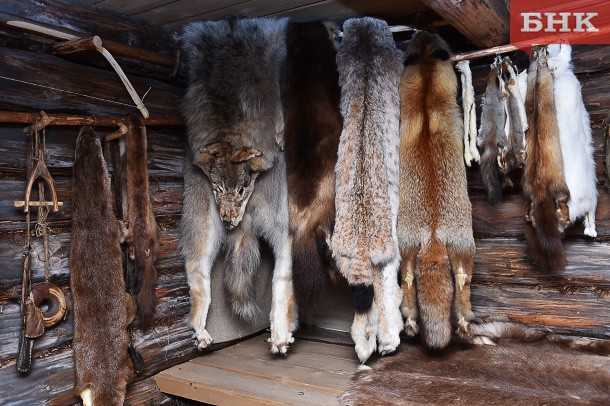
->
181, 18, 296, 354
125, 113, 159, 329
332, 17, 404, 363
477, 62, 510, 203
547, 44, 598, 237
284, 21, 342, 319
398, 31, 475, 350
339, 322, 610, 406
501, 57, 528, 174
522, 48, 570, 272
70, 127, 129, 406
456, 60, 480, 166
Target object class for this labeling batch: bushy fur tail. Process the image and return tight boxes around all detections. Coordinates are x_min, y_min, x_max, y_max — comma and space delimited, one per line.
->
224, 232, 261, 322
292, 226, 332, 319
525, 198, 565, 272
480, 148, 503, 204
415, 240, 453, 349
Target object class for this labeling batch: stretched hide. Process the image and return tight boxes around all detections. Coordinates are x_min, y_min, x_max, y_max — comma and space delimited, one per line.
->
456, 60, 480, 166
522, 49, 570, 272
284, 21, 342, 319
126, 113, 159, 329
340, 327, 610, 406
332, 17, 403, 363
398, 31, 475, 350
70, 127, 129, 406
547, 44, 598, 237
181, 18, 296, 354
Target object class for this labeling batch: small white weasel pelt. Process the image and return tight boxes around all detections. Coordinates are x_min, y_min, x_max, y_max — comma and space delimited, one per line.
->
456, 60, 480, 166
547, 44, 598, 237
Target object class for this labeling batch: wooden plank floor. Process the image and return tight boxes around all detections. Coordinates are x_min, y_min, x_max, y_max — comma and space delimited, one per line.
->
154, 333, 360, 405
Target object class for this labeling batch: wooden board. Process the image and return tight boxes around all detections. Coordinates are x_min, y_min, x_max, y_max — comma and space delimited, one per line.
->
155, 334, 360, 405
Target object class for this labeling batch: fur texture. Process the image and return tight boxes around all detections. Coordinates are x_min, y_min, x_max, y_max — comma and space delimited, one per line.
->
522, 49, 570, 272
340, 327, 610, 406
456, 60, 480, 166
284, 21, 342, 320
126, 113, 159, 329
501, 57, 527, 173
398, 32, 475, 350
332, 17, 404, 363
547, 44, 598, 237
70, 127, 129, 405
181, 18, 297, 354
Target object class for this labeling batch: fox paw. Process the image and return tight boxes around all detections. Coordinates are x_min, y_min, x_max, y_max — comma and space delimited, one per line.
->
404, 317, 419, 337
193, 329, 213, 350
268, 330, 294, 355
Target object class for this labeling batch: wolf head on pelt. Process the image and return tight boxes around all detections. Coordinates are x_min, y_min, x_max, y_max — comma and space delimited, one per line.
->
182, 18, 287, 229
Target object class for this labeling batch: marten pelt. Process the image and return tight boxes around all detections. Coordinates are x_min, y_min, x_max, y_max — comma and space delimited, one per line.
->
522, 49, 570, 272
332, 17, 404, 363
126, 113, 159, 329
284, 21, 342, 320
70, 126, 129, 406
340, 321, 610, 406
398, 31, 475, 349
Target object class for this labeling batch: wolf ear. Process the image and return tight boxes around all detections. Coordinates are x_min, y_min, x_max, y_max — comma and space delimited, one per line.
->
196, 142, 230, 167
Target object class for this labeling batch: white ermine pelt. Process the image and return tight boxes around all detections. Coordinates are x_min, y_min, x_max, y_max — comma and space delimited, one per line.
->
181, 18, 297, 354
399, 32, 475, 349
332, 17, 404, 363
456, 60, 480, 166
547, 44, 598, 237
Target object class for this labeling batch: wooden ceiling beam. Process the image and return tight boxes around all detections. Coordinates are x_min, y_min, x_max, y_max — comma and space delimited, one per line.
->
420, 0, 509, 47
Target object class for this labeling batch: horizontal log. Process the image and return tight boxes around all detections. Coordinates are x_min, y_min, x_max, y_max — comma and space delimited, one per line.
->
0, 46, 183, 117
0, 111, 184, 126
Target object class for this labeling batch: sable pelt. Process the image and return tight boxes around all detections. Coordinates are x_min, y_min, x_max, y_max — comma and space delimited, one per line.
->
522, 50, 570, 272
547, 44, 598, 237
332, 17, 404, 363
398, 31, 475, 350
181, 18, 296, 354
340, 330, 610, 406
70, 126, 129, 405
126, 113, 159, 329
284, 21, 342, 319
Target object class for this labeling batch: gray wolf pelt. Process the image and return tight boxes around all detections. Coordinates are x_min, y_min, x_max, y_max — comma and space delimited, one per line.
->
181, 18, 296, 354
70, 126, 129, 405
125, 113, 159, 329
398, 31, 475, 349
522, 48, 570, 272
284, 21, 342, 319
332, 17, 404, 363
339, 323, 610, 406
547, 44, 597, 237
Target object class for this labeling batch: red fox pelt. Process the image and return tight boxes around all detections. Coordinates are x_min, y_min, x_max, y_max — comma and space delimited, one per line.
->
284, 21, 342, 319
398, 31, 475, 349
332, 17, 404, 363
126, 113, 159, 330
522, 49, 570, 272
70, 126, 129, 406
339, 324, 610, 406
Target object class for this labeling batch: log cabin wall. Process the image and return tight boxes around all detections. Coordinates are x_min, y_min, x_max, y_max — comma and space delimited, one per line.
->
0, 0, 608, 404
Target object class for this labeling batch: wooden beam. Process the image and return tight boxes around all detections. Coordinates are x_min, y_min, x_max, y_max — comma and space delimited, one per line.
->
0, 111, 184, 126
421, 0, 509, 47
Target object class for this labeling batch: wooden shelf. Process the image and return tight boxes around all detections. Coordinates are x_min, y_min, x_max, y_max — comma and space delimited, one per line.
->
154, 333, 359, 405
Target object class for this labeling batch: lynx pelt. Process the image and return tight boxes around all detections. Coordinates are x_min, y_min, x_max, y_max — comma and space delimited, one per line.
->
332, 17, 404, 363
125, 113, 159, 329
181, 18, 296, 354
523, 49, 570, 272
70, 127, 129, 406
398, 32, 475, 349
547, 44, 598, 237
284, 21, 342, 319
340, 322, 610, 406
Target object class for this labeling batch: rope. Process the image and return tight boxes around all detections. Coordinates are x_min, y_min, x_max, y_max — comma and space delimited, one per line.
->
0, 74, 138, 109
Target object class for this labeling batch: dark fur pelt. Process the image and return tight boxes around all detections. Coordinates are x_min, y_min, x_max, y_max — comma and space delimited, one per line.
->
398, 31, 475, 350
284, 21, 342, 319
522, 50, 570, 272
126, 113, 159, 330
70, 126, 129, 405
341, 322, 610, 406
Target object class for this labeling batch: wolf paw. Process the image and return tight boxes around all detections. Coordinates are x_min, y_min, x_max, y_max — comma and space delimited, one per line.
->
193, 329, 213, 350
268, 330, 294, 355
